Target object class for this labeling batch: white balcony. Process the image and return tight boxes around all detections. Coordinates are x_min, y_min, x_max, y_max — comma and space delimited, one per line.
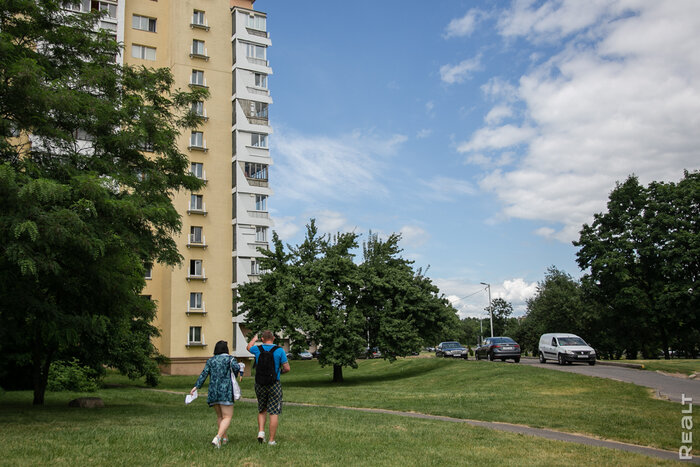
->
186, 338, 206, 347
187, 234, 207, 249
186, 301, 207, 315
187, 202, 207, 216
247, 210, 269, 219
186, 268, 207, 282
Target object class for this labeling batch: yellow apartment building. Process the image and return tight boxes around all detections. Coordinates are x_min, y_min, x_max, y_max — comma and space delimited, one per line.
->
86, 0, 273, 374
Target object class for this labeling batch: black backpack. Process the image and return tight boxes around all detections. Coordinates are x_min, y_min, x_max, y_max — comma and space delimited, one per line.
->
255, 345, 279, 386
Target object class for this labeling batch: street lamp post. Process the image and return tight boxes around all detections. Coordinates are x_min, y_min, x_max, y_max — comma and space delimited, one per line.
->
480, 282, 493, 338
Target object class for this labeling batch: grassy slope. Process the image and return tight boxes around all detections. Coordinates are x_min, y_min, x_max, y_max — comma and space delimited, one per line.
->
148, 358, 679, 450
620, 359, 700, 376
0, 388, 677, 466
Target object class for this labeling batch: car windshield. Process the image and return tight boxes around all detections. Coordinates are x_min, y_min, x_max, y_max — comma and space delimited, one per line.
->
492, 337, 515, 344
558, 337, 587, 346
442, 342, 462, 349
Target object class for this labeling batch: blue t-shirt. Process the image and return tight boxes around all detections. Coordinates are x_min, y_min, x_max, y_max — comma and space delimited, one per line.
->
249, 344, 288, 381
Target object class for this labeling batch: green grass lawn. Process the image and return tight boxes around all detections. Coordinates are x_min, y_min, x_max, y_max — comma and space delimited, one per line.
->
617, 359, 700, 376
116, 357, 681, 451
0, 387, 678, 466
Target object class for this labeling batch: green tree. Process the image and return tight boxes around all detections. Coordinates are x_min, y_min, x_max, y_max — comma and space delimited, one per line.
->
517, 267, 588, 356
575, 173, 700, 359
489, 298, 513, 337
359, 232, 459, 359
0, 1, 206, 404
238, 221, 459, 382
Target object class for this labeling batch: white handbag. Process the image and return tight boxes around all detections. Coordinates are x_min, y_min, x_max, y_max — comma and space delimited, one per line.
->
231, 374, 241, 401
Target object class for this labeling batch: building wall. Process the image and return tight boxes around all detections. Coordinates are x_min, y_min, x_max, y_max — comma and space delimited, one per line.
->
121, 0, 271, 375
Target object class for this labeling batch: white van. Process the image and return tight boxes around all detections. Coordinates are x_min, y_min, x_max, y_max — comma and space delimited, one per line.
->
538, 333, 596, 365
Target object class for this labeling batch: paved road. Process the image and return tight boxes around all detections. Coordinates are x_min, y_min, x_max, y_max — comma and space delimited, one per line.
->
518, 358, 700, 403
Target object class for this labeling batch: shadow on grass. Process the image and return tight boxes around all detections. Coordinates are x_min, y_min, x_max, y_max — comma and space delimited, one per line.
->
283, 360, 445, 388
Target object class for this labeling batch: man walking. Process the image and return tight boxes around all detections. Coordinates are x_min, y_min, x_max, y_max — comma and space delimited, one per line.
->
246, 330, 290, 446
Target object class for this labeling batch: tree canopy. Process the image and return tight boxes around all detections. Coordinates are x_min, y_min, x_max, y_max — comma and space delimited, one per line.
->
0, 1, 207, 404
237, 221, 459, 382
575, 172, 699, 358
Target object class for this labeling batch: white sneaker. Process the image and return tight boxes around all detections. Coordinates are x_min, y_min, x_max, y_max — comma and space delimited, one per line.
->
268, 440, 277, 446
257, 431, 265, 444
211, 436, 221, 449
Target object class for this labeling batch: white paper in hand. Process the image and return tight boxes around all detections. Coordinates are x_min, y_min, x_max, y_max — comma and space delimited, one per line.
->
185, 390, 198, 405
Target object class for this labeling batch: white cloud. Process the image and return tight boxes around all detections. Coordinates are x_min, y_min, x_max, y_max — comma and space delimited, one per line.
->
421, 176, 476, 201
484, 105, 514, 125
458, 0, 700, 242
444, 9, 482, 38
416, 128, 433, 139
314, 210, 352, 234
458, 124, 535, 152
399, 225, 429, 248
437, 277, 537, 319
440, 55, 482, 84
497, 0, 613, 42
272, 130, 407, 203
270, 215, 301, 242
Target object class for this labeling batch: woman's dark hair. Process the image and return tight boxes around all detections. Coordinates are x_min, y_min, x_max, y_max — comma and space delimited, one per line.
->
214, 340, 229, 355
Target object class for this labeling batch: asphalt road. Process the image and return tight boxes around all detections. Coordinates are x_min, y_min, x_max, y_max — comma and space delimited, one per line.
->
518, 358, 699, 403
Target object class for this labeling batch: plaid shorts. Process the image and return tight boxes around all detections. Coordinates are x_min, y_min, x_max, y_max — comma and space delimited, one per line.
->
254, 380, 283, 415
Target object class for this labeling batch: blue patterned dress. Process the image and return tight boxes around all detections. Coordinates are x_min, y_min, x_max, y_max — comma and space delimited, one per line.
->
194, 354, 240, 406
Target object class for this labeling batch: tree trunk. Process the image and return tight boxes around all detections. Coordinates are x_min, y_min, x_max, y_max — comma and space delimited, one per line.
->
32, 347, 52, 406
332, 364, 343, 383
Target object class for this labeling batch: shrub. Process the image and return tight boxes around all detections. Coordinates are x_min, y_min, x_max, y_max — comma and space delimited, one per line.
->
47, 359, 100, 392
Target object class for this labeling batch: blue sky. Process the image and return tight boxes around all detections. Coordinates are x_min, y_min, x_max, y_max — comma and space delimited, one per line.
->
258, 0, 700, 317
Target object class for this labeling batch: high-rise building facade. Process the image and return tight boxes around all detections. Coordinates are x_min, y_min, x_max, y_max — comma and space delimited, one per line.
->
115, 0, 272, 374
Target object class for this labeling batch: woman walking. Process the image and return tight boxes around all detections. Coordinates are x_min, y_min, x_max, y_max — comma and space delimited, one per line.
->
190, 340, 241, 448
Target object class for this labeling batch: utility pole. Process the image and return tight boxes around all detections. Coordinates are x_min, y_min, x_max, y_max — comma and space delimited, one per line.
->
480, 282, 493, 337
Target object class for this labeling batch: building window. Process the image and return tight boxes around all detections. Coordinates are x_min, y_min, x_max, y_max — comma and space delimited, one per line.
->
255, 194, 267, 211
189, 292, 203, 309
246, 14, 266, 31
251, 101, 268, 119
256, 226, 267, 242
190, 226, 203, 244
244, 162, 267, 180
190, 162, 204, 179
245, 43, 266, 61
131, 44, 156, 61
145, 267, 152, 279
191, 70, 205, 86
62, 2, 83, 12
254, 73, 267, 89
192, 39, 206, 56
251, 133, 267, 148
94, 1, 117, 19
190, 194, 203, 210
190, 131, 204, 148
251, 260, 260, 275
189, 259, 203, 277
188, 326, 202, 344
192, 101, 205, 117
192, 10, 206, 26
132, 14, 156, 32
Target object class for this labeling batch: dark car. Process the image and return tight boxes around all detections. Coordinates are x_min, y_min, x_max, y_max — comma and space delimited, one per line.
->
435, 341, 468, 359
476, 336, 521, 362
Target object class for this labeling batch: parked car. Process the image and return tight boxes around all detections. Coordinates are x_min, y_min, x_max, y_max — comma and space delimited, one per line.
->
359, 347, 382, 359
476, 336, 521, 362
435, 341, 468, 359
538, 333, 596, 365
290, 350, 313, 360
